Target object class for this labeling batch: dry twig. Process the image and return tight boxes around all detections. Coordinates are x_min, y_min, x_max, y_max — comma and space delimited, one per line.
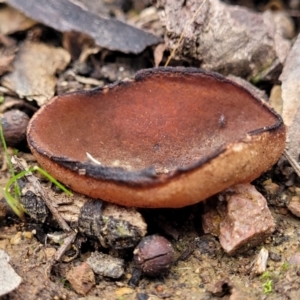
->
284, 149, 300, 177
164, 0, 207, 66
11, 156, 72, 232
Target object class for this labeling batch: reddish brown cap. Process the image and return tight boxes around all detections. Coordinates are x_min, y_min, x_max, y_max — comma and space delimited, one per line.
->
27, 67, 285, 208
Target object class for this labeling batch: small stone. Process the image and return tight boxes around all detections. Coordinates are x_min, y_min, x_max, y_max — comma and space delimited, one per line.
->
0, 249, 22, 296
262, 179, 280, 195
87, 251, 124, 279
10, 232, 22, 245
66, 262, 95, 296
44, 247, 57, 260
22, 231, 33, 239
288, 253, 300, 265
219, 184, 275, 255
156, 285, 164, 292
287, 196, 300, 217
203, 184, 276, 255
269, 251, 281, 262
115, 287, 134, 298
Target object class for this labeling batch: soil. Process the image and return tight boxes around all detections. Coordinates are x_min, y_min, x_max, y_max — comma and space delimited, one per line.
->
2, 194, 300, 300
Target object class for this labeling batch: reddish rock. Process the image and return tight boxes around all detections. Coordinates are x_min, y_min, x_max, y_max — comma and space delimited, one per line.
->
66, 262, 95, 296
219, 184, 275, 255
287, 196, 300, 217
202, 184, 276, 255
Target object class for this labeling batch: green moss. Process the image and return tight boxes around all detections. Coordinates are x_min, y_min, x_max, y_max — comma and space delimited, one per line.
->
281, 261, 289, 271
260, 271, 271, 280
262, 279, 273, 294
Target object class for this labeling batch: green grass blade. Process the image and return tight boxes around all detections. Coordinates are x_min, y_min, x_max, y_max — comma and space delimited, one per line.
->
33, 166, 73, 196
0, 123, 21, 198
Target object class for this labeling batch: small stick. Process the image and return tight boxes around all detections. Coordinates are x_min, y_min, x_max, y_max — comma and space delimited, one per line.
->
283, 149, 300, 177
11, 156, 72, 232
12, 157, 78, 276
165, 0, 208, 66
45, 231, 77, 277
54, 231, 77, 262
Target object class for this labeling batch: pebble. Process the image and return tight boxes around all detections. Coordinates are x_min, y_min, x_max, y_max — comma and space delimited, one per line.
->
87, 251, 124, 279
262, 179, 280, 194
0, 249, 22, 296
287, 196, 300, 217
23, 231, 34, 239
269, 251, 282, 262
219, 184, 275, 255
44, 247, 57, 260
115, 287, 134, 298
288, 252, 300, 265
202, 184, 275, 255
66, 262, 95, 296
10, 232, 22, 245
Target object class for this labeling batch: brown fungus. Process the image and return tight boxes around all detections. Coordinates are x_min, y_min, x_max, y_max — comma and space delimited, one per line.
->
27, 67, 285, 208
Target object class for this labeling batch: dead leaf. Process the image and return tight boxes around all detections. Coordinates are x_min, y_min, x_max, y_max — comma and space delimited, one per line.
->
62, 31, 95, 60
1, 42, 70, 106
6, 0, 161, 54
0, 4, 36, 35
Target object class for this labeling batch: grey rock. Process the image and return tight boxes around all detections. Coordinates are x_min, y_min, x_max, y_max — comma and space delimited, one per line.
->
154, 0, 291, 80
87, 251, 125, 279
287, 196, 300, 217
0, 249, 22, 296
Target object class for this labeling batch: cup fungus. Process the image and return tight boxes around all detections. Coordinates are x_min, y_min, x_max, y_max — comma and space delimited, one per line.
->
27, 67, 285, 208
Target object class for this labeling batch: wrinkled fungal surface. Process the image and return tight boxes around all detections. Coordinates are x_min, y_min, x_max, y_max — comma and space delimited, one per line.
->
27, 67, 285, 208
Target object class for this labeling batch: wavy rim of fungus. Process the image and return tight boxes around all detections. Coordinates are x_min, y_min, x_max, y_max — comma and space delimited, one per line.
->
27, 67, 286, 208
